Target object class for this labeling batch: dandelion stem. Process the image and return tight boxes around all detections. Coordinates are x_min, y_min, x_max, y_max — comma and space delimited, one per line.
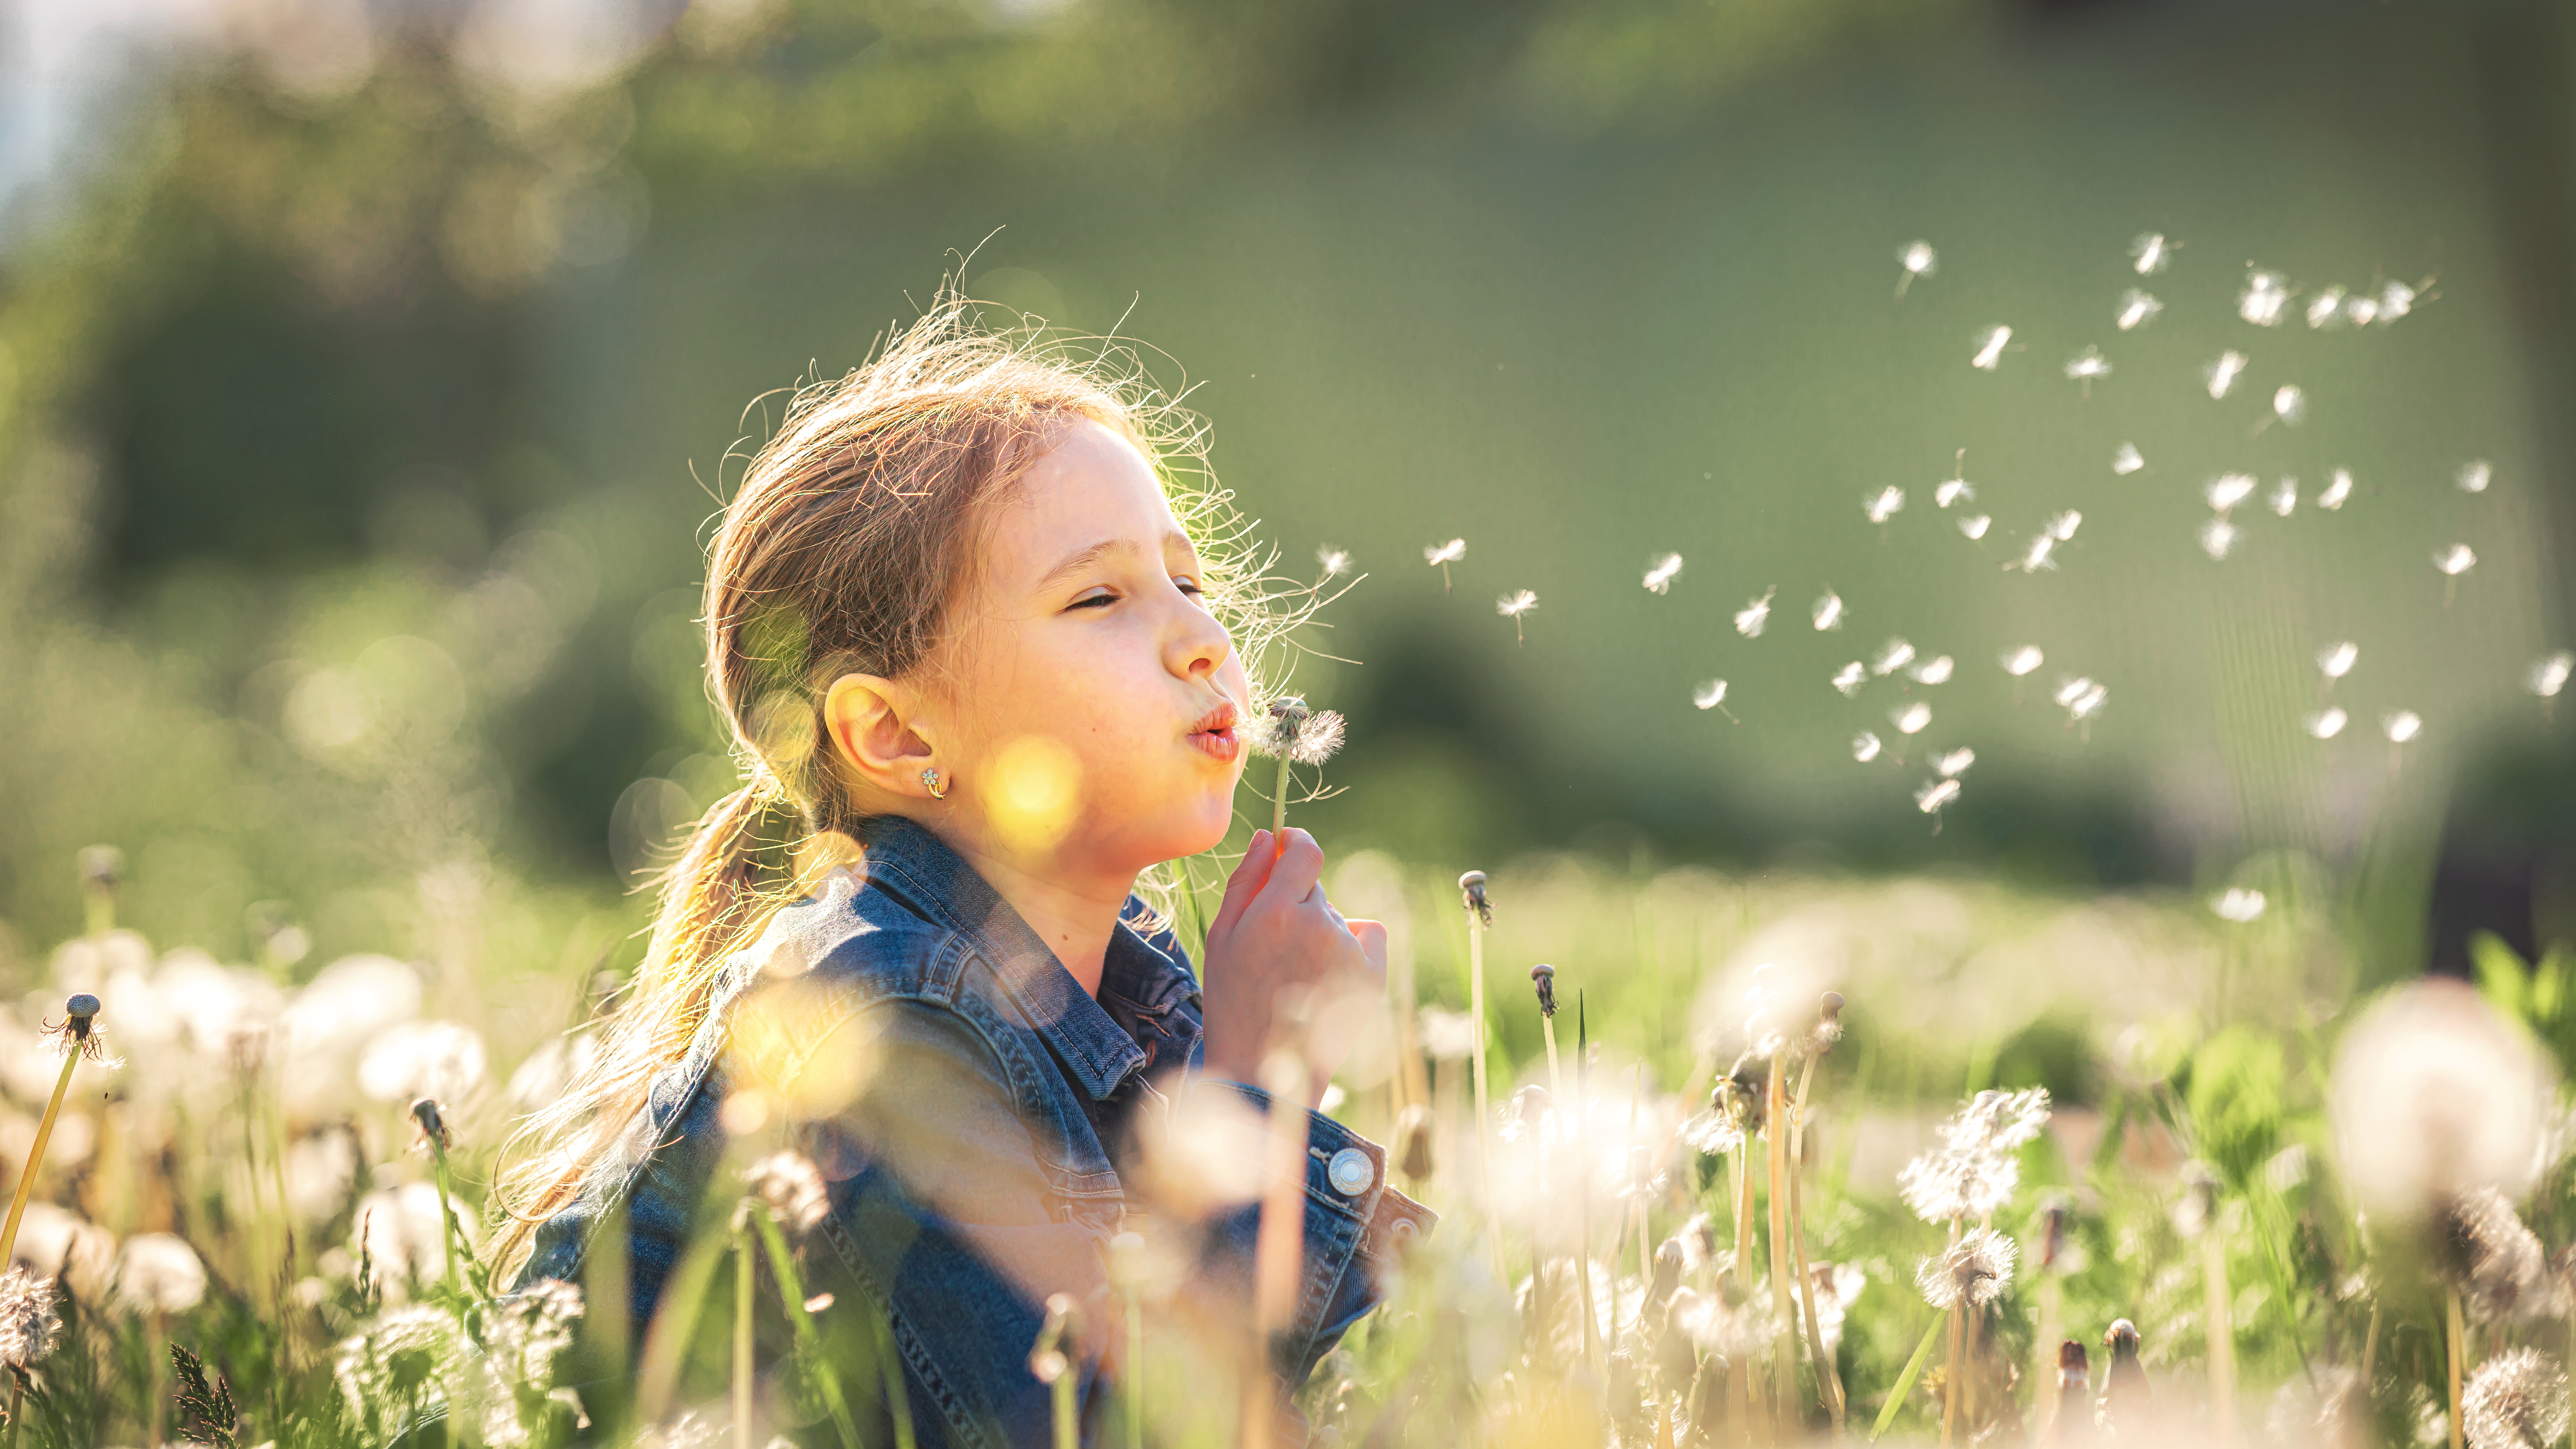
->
1766, 1057, 1799, 1424
1268, 751, 1293, 841
1576, 991, 1601, 1374
0, 1052, 79, 1272
425, 1133, 464, 1299
2202, 1227, 2234, 1445
1731, 1144, 1768, 1440
1939, 1220, 1961, 1449
1464, 892, 1505, 1282
2446, 1288, 2466, 1449
1787, 1057, 1845, 1433
734, 1219, 755, 1449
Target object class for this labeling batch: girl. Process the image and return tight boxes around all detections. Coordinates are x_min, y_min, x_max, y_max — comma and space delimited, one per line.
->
494, 295, 1432, 1446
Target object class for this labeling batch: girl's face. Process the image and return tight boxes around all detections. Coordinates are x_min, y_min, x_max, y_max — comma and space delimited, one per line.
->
922, 418, 1250, 878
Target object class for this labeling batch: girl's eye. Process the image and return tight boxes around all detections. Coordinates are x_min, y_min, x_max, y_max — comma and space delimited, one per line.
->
1068, 590, 1119, 611
1174, 575, 1203, 596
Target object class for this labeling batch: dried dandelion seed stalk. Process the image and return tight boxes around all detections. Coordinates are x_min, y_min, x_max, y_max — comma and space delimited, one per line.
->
0, 996, 109, 1272
1788, 995, 1847, 1433
1460, 873, 1505, 1282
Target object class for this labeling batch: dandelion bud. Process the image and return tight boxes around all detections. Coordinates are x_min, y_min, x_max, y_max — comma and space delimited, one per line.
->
2041, 1197, 2070, 1269
1529, 964, 1557, 1018
1396, 1104, 1434, 1181
1028, 1292, 1081, 1384
64, 995, 98, 1026
1458, 870, 1491, 926
2057, 1339, 2089, 1388
1810, 992, 1846, 1054
408, 1097, 451, 1153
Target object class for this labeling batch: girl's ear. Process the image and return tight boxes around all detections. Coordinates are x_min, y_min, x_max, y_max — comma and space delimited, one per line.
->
822, 673, 940, 797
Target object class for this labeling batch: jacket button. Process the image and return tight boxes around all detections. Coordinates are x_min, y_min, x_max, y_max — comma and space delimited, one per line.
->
1327, 1147, 1374, 1196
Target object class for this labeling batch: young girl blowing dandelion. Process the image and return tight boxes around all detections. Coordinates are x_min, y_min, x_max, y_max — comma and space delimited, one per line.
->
492, 293, 1430, 1445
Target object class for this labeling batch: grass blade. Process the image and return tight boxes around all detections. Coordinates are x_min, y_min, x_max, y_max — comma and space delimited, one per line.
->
1871, 1313, 1945, 1442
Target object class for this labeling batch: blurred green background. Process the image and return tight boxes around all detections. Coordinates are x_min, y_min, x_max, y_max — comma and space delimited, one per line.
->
4, 0, 2573, 1002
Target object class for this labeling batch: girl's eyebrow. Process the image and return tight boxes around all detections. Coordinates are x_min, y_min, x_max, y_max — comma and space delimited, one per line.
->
1034, 531, 1194, 590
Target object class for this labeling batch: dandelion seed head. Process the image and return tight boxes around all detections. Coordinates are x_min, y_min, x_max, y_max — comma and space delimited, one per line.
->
2441, 1188, 2564, 1327
2132, 232, 2172, 274
2381, 280, 2418, 321
1911, 655, 1955, 685
2460, 461, 2494, 495
1316, 546, 1351, 578
2331, 978, 2553, 1215
2462, 1347, 2570, 1449
1693, 680, 1730, 711
0, 1268, 59, 1369
1917, 1230, 2016, 1317
1643, 553, 1684, 593
1972, 325, 2013, 370
1831, 662, 1867, 697
1900, 240, 1938, 277
2437, 545, 2478, 577
1682, 1106, 1744, 1156
1729, 587, 1778, 639
2207, 350, 2249, 399
2064, 346, 2112, 382
2214, 888, 2268, 923
1899, 1146, 2018, 1223
1935, 747, 1975, 777
2202, 518, 2241, 560
2112, 442, 2145, 476
2117, 290, 2163, 330
2319, 469, 2354, 510
2319, 641, 2359, 680
2047, 510, 2083, 542
1852, 731, 1883, 763
744, 1152, 829, 1234
2529, 652, 2573, 699
111, 1233, 206, 1316
358, 1020, 486, 1105
2207, 473, 2258, 513
1812, 591, 1844, 631
1915, 776, 1961, 814
1865, 487, 1906, 524
1424, 538, 1466, 566
2270, 477, 2299, 517
1892, 702, 1933, 735
1873, 639, 1916, 676
2274, 385, 2306, 423
2307, 707, 2349, 740
1249, 698, 1346, 765
1959, 514, 1992, 541
2384, 710, 2423, 744
2001, 646, 2044, 677
2307, 285, 2349, 328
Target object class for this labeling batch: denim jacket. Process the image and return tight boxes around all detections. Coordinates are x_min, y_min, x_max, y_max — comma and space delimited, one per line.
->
514, 817, 1432, 1446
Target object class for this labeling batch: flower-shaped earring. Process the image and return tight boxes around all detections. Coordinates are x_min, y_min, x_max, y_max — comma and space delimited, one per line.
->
920, 767, 947, 800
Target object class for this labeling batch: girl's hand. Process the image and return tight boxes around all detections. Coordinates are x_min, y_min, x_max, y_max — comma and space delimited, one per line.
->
1199, 829, 1387, 1109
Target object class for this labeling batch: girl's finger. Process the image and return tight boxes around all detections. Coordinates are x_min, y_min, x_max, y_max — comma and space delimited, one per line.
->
1208, 831, 1274, 940
1345, 919, 1390, 983
1255, 829, 1326, 913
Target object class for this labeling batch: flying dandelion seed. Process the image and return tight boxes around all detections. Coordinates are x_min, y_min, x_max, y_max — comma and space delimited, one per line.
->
2459, 460, 2494, 494
1693, 680, 1729, 710
2214, 888, 2268, 922
2047, 510, 2083, 542
2016, 533, 2058, 572
1735, 587, 1777, 637
2436, 544, 2478, 577
1971, 326, 2012, 370
1497, 589, 1538, 642
2273, 385, 2306, 424
1936, 456, 1975, 508
2065, 346, 2112, 392
1892, 701, 1933, 735
1865, 487, 1905, 524
1911, 655, 1955, 684
1832, 662, 1868, 696
2384, 710, 2423, 743
2113, 442, 2145, 476
1915, 777, 1962, 815
2206, 351, 2249, 399
2002, 646, 2043, 677
2307, 707, 2350, 740
1852, 731, 1883, 763
2529, 651, 2573, 698
1317, 546, 1352, 579
1424, 537, 1465, 591
1873, 639, 1917, 676
2307, 286, 2349, 328
2318, 469, 2354, 510
2132, 232, 2173, 274
2345, 292, 2381, 326
2206, 473, 2257, 513
2270, 478, 2298, 517
1936, 747, 1976, 777
2319, 641, 2359, 680
1643, 553, 1685, 594
2380, 279, 2417, 321
2201, 518, 2241, 559
2240, 270, 2292, 326
2068, 683, 2108, 720
1897, 240, 1938, 298
1812, 591, 1845, 631
1960, 514, 1992, 540
2053, 678, 2094, 709
2116, 290, 2163, 330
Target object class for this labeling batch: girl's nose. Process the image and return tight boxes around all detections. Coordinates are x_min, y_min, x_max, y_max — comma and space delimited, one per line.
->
1168, 596, 1232, 680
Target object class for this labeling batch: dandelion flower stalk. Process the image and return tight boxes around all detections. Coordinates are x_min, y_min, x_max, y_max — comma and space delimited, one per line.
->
734, 1203, 756, 1449
1110, 1231, 1146, 1449
2191, 1170, 2237, 1446
410, 1097, 461, 1297
1767, 1051, 1799, 1420
1031, 1294, 1081, 1449
2449, 1287, 2468, 1449
742, 1176, 870, 1449
1461, 873, 1506, 1282
1534, 964, 1595, 1374
1789, 995, 1848, 1433
1575, 987, 1601, 1373
1250, 696, 1344, 847
0, 995, 103, 1272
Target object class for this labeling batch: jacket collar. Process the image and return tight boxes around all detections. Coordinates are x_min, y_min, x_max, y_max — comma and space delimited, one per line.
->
856, 816, 1194, 1101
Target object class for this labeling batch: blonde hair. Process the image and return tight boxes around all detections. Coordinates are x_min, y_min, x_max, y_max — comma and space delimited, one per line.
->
491, 292, 1285, 1279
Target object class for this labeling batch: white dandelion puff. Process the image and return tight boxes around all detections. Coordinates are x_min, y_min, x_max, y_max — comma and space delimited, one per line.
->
2380, 279, 2417, 322
2001, 646, 2043, 677
1865, 486, 1906, 524
2318, 469, 2354, 510
1935, 747, 1976, 777
1892, 701, 1933, 735
1915, 777, 1962, 815
2201, 518, 2241, 560
2240, 270, 2292, 326
1852, 731, 1883, 763
2046, 510, 2083, 542
2016, 533, 2058, 572
1831, 661, 1868, 696
1693, 680, 1730, 711
1971, 325, 2012, 370
2307, 707, 2350, 740
2319, 641, 2358, 680
1316, 546, 1352, 578
2529, 652, 2573, 698
1873, 639, 1917, 676
2459, 460, 2493, 494
1911, 655, 1955, 685
2274, 385, 2306, 424
1735, 587, 1777, 638
2116, 290, 2163, 330
1897, 240, 1938, 298
1643, 553, 1685, 594
2214, 888, 2268, 923
2064, 346, 2112, 389
1959, 514, 1992, 540
1812, 590, 1845, 631
2384, 710, 2424, 744
2306, 285, 2349, 328
2206, 350, 2249, 398
2461, 1347, 2570, 1449
2206, 473, 2258, 513
2112, 442, 2145, 476
2436, 544, 2478, 577
2132, 232, 2172, 274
